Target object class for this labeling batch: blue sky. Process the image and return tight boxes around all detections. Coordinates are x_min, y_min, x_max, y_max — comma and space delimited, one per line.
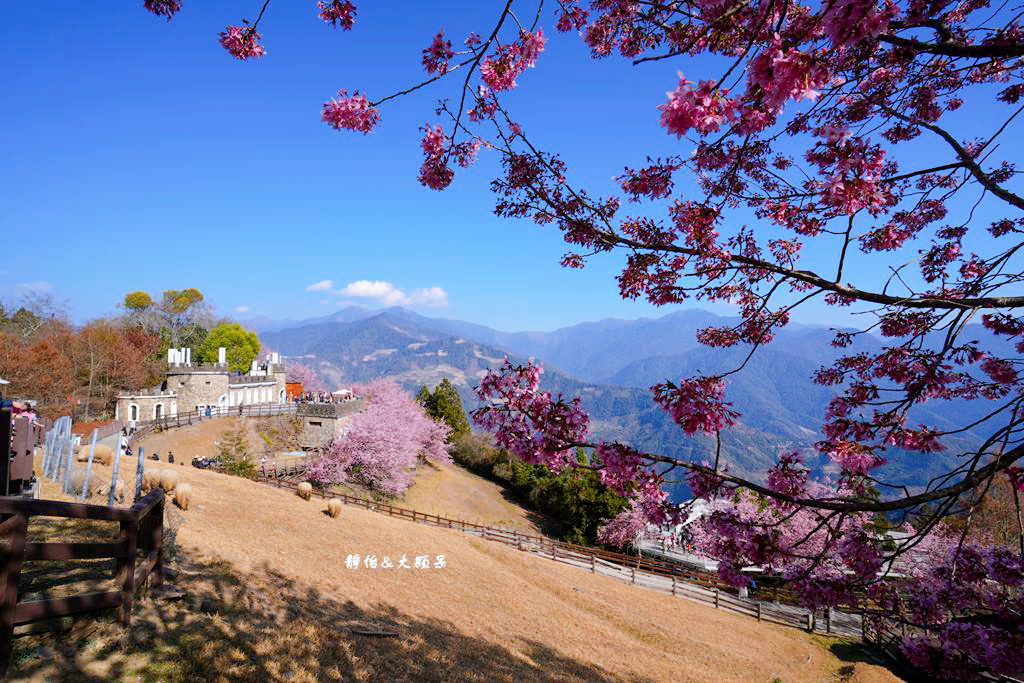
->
1, 2, 1016, 333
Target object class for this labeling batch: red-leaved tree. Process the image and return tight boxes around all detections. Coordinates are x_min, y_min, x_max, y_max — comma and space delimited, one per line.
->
144, 1, 1024, 677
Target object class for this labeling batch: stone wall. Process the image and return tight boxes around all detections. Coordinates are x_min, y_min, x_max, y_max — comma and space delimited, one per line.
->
172, 370, 230, 414
298, 415, 336, 450
115, 392, 177, 422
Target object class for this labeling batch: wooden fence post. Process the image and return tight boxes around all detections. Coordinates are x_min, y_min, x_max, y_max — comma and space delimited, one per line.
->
552, 544, 557, 561
0, 514, 28, 677
631, 568, 636, 584
757, 602, 762, 621
714, 589, 719, 608
826, 607, 832, 634
806, 611, 814, 632
117, 519, 138, 627
151, 495, 164, 591
591, 553, 596, 574
671, 575, 676, 595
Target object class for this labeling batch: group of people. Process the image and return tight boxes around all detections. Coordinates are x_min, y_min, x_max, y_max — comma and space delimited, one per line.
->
293, 391, 360, 404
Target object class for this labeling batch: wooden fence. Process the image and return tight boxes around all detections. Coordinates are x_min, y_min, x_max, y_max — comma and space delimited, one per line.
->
254, 473, 861, 638
128, 403, 298, 445
0, 489, 166, 676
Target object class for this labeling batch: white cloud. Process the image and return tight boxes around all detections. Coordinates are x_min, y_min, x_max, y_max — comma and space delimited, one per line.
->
306, 279, 335, 292
408, 286, 449, 308
235, 305, 251, 314
333, 280, 449, 308
338, 280, 406, 305
15, 281, 52, 293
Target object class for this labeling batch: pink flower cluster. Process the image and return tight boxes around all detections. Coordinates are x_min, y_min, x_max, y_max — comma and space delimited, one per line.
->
321, 90, 380, 134
422, 30, 454, 74
418, 125, 455, 190
747, 40, 829, 114
318, 1, 356, 30
144, 0, 181, 20
826, 440, 885, 476
472, 359, 589, 472
417, 125, 480, 191
596, 499, 653, 548
651, 376, 739, 435
219, 26, 266, 60
659, 76, 737, 137
820, 0, 894, 50
618, 161, 676, 199
480, 29, 546, 91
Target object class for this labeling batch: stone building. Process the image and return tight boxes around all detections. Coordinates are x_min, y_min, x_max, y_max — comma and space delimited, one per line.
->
296, 399, 365, 450
115, 347, 287, 422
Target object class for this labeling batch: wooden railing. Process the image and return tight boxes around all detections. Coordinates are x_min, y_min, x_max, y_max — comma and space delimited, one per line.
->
254, 473, 861, 638
128, 403, 298, 444
0, 489, 166, 676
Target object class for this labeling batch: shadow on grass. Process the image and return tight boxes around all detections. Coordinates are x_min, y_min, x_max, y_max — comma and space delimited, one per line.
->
828, 640, 910, 682
9, 549, 642, 682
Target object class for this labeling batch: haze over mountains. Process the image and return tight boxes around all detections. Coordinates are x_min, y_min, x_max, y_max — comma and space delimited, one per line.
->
252, 306, 1004, 498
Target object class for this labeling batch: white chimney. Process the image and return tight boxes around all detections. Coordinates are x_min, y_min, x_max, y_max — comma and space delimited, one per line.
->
167, 349, 175, 364
250, 359, 258, 375
185, 348, 191, 365
218, 347, 226, 364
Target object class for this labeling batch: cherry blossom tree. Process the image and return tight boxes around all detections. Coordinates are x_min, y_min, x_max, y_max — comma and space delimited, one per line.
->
142, 1, 1024, 677
284, 361, 325, 393
305, 378, 451, 495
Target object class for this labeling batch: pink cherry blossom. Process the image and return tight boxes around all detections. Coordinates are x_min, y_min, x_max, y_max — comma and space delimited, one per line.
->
321, 90, 380, 133
219, 26, 266, 60
422, 30, 454, 74
318, 1, 356, 30
144, 0, 181, 20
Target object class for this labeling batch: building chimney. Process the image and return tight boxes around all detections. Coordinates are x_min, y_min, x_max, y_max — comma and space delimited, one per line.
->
218, 347, 227, 365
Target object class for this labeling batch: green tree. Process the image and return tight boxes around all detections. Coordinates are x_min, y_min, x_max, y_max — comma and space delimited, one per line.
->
417, 379, 469, 440
217, 422, 257, 478
196, 324, 260, 373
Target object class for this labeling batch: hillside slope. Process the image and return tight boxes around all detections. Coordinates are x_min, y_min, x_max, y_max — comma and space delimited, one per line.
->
16, 465, 900, 682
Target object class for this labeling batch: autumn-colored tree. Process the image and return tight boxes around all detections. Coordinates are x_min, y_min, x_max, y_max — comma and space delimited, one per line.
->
72, 320, 162, 420
0, 321, 76, 417
122, 287, 212, 351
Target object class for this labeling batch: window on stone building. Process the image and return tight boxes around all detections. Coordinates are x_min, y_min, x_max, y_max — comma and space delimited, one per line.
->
309, 421, 322, 427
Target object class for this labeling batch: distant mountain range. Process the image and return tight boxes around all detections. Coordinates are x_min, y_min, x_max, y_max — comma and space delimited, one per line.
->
251, 306, 1008, 498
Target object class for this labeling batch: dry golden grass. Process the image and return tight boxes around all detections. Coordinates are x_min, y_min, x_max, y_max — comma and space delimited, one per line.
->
134, 417, 266, 464
9, 458, 903, 682
397, 461, 548, 534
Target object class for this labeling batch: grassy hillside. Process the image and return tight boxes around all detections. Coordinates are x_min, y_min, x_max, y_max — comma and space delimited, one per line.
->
11, 442, 902, 681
